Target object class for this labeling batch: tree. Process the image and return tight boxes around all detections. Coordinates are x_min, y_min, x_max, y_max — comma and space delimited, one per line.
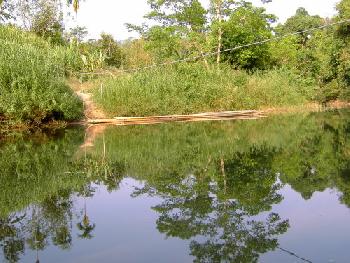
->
67, 0, 80, 13
210, 0, 273, 65
335, 0, 350, 97
98, 33, 123, 67
122, 39, 155, 69
128, 0, 209, 64
14, 0, 65, 44
67, 25, 88, 43
219, 2, 276, 69
30, 0, 65, 44
276, 7, 324, 46
336, 0, 350, 38
209, 0, 235, 65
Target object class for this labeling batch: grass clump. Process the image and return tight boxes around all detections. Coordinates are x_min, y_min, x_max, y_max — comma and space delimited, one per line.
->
93, 63, 317, 117
0, 26, 83, 124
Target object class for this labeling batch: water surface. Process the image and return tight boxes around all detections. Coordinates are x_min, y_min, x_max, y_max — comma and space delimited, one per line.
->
1, 110, 350, 262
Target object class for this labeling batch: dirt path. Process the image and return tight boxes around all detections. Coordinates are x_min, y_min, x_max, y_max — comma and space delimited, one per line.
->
76, 91, 106, 119
69, 79, 107, 120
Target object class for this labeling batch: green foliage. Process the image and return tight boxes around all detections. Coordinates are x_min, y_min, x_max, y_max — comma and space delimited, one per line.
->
219, 3, 276, 69
269, 35, 299, 68
336, 0, 350, 39
270, 4, 350, 103
333, 0, 350, 98
0, 25, 83, 123
30, 0, 65, 45
98, 33, 123, 67
76, 33, 124, 72
78, 41, 107, 72
128, 0, 208, 62
121, 39, 155, 69
276, 7, 323, 46
67, 26, 88, 43
0, 129, 85, 216
93, 64, 314, 116
144, 26, 184, 61
1, 110, 350, 262
122, 1, 350, 104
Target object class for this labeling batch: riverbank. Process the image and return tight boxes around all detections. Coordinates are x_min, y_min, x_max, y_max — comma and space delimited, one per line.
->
91, 65, 318, 117
2, 98, 349, 136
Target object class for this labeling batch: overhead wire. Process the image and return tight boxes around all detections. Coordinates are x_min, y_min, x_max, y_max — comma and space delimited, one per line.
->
78, 18, 350, 76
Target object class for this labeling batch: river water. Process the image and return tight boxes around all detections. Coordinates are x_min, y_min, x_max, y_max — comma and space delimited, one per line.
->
1, 110, 350, 263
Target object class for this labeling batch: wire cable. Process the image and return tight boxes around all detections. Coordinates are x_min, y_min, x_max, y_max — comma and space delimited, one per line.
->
78, 18, 350, 76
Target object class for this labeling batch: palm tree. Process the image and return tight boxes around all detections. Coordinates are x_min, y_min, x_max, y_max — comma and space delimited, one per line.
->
77, 200, 95, 239
67, 0, 80, 13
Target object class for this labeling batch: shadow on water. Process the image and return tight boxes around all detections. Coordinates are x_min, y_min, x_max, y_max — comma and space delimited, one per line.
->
1, 110, 350, 262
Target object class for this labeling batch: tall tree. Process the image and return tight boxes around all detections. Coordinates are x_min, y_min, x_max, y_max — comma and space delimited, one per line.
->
128, 0, 209, 64
276, 7, 324, 46
219, 2, 276, 69
67, 25, 88, 43
98, 33, 123, 67
30, 0, 65, 44
14, 0, 65, 45
210, 0, 272, 65
67, 0, 80, 13
335, 0, 350, 96
209, 0, 235, 65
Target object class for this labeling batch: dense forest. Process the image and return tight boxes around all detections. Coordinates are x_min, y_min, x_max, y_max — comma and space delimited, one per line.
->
0, 0, 350, 123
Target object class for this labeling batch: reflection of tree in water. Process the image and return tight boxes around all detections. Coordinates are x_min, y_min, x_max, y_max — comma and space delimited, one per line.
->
134, 146, 289, 262
0, 190, 86, 262
217, 146, 283, 215
0, 214, 25, 263
0, 149, 125, 262
2, 110, 350, 262
0, 193, 74, 263
77, 211, 96, 240
77, 185, 96, 240
277, 113, 350, 204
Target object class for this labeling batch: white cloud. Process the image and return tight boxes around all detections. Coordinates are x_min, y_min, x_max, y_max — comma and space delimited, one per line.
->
69, 0, 340, 40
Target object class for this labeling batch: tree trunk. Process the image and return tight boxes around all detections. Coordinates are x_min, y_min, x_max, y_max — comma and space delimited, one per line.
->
220, 157, 227, 194
215, 0, 223, 65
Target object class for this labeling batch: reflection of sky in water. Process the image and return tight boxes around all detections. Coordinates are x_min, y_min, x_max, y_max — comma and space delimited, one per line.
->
19, 178, 350, 263
2, 110, 350, 263
24, 179, 193, 263
261, 186, 350, 263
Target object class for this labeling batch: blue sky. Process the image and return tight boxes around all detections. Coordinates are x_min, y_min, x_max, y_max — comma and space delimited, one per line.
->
67, 0, 339, 40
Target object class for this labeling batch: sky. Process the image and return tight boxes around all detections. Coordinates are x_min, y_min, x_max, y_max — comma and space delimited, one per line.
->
67, 0, 340, 40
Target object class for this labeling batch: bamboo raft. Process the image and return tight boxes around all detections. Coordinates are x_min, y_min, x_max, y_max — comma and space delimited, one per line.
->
85, 110, 267, 126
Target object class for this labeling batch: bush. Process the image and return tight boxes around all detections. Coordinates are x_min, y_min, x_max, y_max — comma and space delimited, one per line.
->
0, 26, 83, 123
93, 64, 316, 117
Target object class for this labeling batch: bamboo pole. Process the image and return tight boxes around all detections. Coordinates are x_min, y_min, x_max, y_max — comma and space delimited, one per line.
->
85, 110, 267, 126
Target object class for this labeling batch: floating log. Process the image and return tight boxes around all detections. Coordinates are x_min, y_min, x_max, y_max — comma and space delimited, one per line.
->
85, 110, 267, 126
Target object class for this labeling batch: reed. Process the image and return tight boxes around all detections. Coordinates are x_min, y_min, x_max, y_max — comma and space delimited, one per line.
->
93, 63, 317, 117
0, 25, 83, 123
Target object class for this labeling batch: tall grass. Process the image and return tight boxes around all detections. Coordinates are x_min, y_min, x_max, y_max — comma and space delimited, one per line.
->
93, 64, 317, 117
0, 26, 83, 74
0, 26, 83, 123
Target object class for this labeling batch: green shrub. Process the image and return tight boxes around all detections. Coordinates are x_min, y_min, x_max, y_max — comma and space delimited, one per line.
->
93, 64, 317, 116
0, 25, 83, 75
0, 26, 83, 123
